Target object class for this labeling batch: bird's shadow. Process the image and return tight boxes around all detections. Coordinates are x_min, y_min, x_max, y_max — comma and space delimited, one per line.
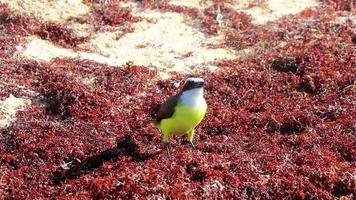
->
52, 135, 158, 185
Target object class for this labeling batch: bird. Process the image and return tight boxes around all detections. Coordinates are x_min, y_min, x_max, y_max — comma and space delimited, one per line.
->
154, 77, 207, 156
216, 5, 223, 27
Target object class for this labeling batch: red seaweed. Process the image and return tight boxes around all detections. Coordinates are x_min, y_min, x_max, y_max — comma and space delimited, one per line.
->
0, 0, 355, 199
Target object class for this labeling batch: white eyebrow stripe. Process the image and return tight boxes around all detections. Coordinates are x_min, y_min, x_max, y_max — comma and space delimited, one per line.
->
187, 77, 204, 82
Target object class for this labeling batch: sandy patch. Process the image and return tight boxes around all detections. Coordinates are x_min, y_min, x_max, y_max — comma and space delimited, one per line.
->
65, 20, 94, 38
7, 0, 321, 74
18, 7, 237, 75
1, 0, 92, 37
169, 0, 319, 25
86, 10, 236, 73
170, 0, 318, 24
19, 36, 79, 61
169, 0, 212, 9
14, 0, 319, 77
229, 0, 319, 24
333, 15, 356, 25
19, 36, 112, 64
0, 94, 31, 129
1, 0, 90, 23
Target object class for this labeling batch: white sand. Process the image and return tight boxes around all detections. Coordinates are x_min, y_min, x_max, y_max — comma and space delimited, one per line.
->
237, 0, 319, 24
20, 36, 81, 61
16, 3, 237, 76
170, 0, 319, 25
85, 10, 236, 73
228, 0, 319, 24
333, 15, 356, 25
0, 0, 90, 23
169, 0, 212, 9
19, 36, 121, 65
0, 0, 92, 37
0, 94, 31, 128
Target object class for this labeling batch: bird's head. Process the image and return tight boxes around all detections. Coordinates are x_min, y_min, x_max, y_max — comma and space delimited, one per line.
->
181, 77, 205, 92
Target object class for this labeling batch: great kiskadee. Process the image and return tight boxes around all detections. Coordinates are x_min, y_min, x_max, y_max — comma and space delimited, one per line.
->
154, 77, 207, 155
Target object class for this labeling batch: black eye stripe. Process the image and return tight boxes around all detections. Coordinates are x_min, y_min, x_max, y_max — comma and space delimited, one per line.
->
182, 81, 204, 92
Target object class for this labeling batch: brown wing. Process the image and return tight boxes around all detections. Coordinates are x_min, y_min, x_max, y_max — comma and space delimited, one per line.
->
155, 94, 180, 124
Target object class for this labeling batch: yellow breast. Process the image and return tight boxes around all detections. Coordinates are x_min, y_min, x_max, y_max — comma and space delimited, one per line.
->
159, 101, 207, 137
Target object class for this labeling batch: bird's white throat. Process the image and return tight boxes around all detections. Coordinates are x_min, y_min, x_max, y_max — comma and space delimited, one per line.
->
180, 88, 205, 107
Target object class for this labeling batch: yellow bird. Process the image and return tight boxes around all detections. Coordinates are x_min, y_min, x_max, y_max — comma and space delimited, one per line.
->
154, 77, 207, 155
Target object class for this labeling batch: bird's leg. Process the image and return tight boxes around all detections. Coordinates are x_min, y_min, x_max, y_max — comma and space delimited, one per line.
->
164, 142, 171, 158
162, 132, 171, 157
187, 129, 195, 149
189, 141, 195, 149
